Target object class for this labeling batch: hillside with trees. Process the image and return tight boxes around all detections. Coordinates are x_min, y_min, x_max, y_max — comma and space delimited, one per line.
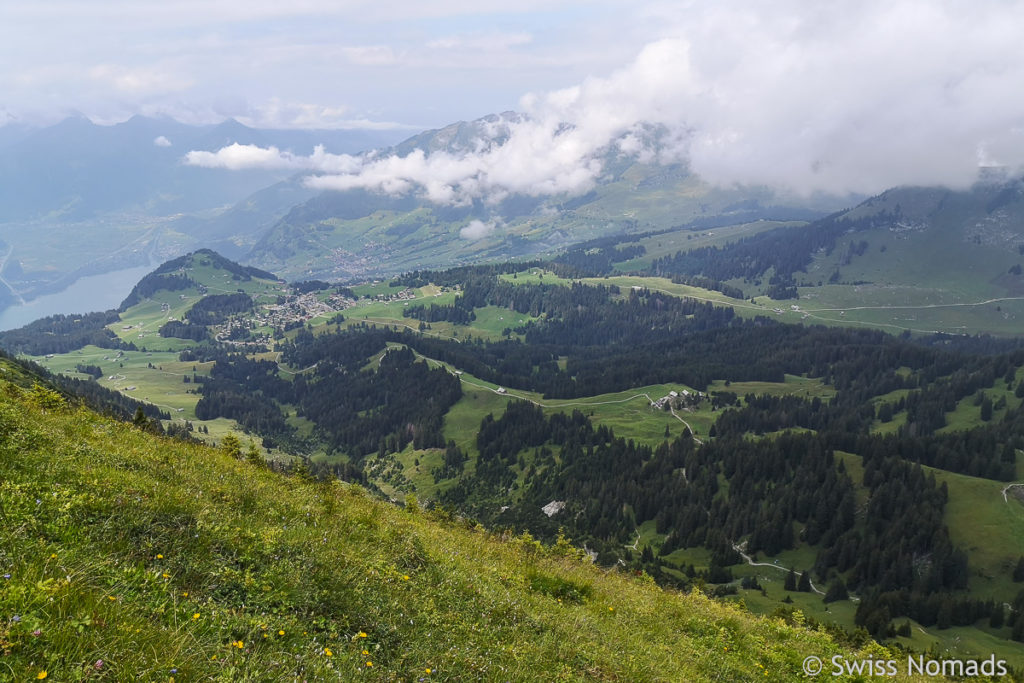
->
0, 354, 935, 682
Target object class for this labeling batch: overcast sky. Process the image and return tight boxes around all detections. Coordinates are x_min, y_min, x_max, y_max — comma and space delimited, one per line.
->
4, 1, 1024, 196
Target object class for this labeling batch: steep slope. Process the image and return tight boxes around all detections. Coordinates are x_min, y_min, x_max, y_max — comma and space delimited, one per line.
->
625, 174, 1024, 335
788, 176, 1024, 335
0, 359, 942, 681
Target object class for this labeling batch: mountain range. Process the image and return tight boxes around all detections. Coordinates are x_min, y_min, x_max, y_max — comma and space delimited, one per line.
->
3, 111, 1024, 342
0, 113, 842, 307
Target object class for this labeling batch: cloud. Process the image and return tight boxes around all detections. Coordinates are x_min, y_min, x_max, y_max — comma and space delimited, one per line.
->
184, 143, 362, 172
191, 40, 696, 204
341, 45, 400, 66
427, 32, 533, 51
153, 135, 172, 147
460, 219, 498, 240
89, 64, 192, 94
233, 98, 417, 131
644, 0, 1024, 194
182, 1, 1024, 198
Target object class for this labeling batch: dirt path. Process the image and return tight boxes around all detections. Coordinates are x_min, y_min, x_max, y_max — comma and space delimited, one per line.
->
455, 378, 708, 445
804, 296, 1024, 313
359, 317, 462, 342
669, 405, 703, 444
1002, 482, 1024, 503
732, 543, 842, 599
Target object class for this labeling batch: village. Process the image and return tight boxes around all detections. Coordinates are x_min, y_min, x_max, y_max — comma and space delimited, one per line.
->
208, 286, 423, 346
209, 289, 355, 345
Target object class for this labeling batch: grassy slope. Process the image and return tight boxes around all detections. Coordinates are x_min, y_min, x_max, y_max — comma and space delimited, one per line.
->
107, 260, 287, 353
778, 189, 1024, 335
0, 369, 924, 682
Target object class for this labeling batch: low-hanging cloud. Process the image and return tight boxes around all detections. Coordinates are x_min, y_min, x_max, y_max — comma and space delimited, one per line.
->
184, 143, 363, 172
460, 219, 498, 240
184, 1, 1024, 199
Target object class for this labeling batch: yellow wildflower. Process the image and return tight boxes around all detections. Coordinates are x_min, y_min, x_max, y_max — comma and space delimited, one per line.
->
157, 554, 163, 559
37, 672, 47, 680
362, 649, 369, 655
402, 575, 410, 581
278, 630, 285, 636
426, 668, 432, 674
162, 573, 170, 579
366, 661, 373, 667
324, 648, 333, 657
233, 640, 244, 649
193, 613, 200, 619
182, 592, 188, 597
357, 631, 367, 638
108, 596, 116, 601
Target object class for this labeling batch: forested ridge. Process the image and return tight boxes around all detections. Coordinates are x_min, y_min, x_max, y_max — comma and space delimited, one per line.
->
441, 398, 998, 640
119, 248, 277, 310
0, 310, 134, 355
194, 335, 462, 457
520, 206, 908, 300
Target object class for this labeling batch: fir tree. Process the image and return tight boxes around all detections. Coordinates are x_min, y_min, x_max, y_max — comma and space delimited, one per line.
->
823, 579, 848, 603
990, 604, 1005, 629
221, 433, 242, 460
1014, 556, 1024, 582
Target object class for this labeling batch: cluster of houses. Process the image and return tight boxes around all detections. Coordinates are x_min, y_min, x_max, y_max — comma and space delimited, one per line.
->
207, 292, 352, 348
210, 290, 355, 346
364, 288, 420, 303
651, 388, 704, 411
252, 291, 354, 330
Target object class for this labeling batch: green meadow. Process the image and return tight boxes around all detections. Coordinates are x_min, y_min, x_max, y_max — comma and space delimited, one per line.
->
1, 361, 920, 682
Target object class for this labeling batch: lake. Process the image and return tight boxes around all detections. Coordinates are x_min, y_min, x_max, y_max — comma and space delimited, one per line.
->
0, 263, 154, 331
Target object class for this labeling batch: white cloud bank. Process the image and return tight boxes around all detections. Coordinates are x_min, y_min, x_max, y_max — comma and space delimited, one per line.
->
185, 1, 1024, 199
184, 143, 362, 172
153, 135, 172, 147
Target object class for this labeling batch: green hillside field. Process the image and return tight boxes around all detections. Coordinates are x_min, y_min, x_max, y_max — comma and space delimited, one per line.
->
0, 362, 949, 682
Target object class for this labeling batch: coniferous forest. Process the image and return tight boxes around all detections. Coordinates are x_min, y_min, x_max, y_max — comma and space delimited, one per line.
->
10, 250, 1024, 661
175, 268, 1024, 645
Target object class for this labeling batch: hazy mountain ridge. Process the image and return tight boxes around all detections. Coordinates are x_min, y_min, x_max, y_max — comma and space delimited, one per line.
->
0, 115, 404, 222
243, 114, 844, 281
0, 117, 407, 303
